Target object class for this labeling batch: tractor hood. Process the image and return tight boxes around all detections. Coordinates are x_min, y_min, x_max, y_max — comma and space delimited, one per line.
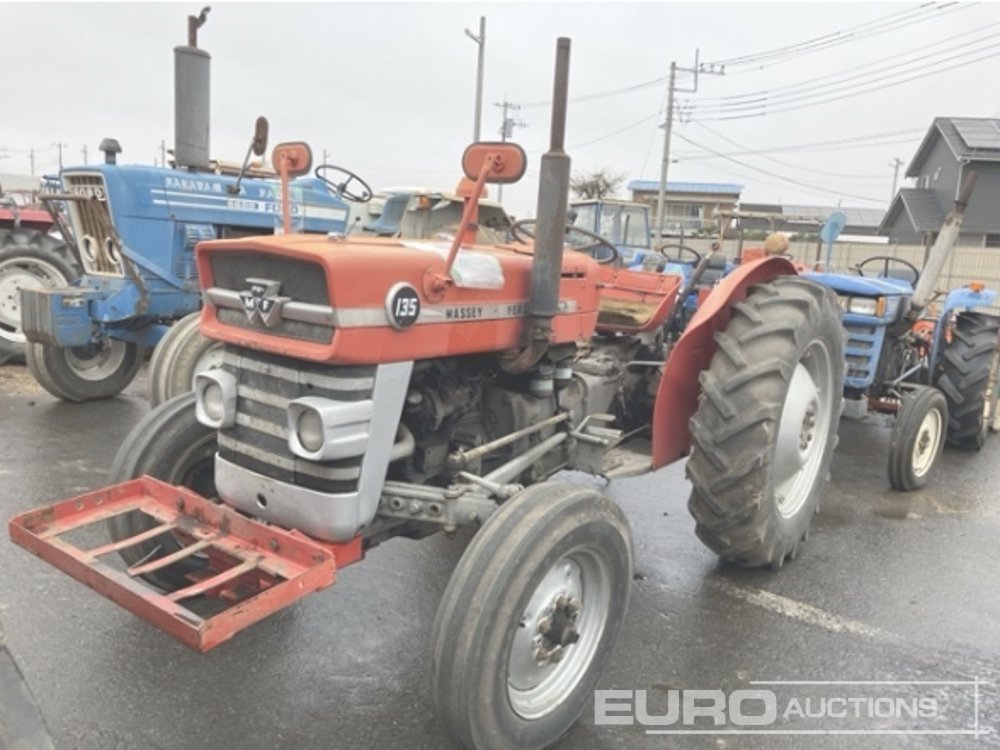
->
803, 272, 913, 297
196, 234, 601, 365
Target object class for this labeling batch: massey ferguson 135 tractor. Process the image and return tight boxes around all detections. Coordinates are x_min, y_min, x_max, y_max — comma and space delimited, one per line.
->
18, 9, 357, 402
805, 174, 1000, 490
11, 40, 845, 750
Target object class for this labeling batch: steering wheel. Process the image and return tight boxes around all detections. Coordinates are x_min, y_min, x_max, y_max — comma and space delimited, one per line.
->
510, 219, 619, 265
314, 164, 373, 203
856, 255, 920, 284
656, 243, 702, 265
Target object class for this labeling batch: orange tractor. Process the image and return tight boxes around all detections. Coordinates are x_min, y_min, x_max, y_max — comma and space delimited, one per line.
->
10, 39, 844, 750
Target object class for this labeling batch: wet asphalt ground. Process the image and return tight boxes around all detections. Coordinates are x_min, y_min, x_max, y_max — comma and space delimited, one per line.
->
1, 363, 999, 750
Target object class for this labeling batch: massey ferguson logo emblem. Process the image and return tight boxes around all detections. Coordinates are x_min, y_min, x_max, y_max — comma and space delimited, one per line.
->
239, 278, 290, 328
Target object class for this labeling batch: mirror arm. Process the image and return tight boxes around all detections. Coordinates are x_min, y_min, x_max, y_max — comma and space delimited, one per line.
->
438, 152, 501, 283
227, 141, 257, 196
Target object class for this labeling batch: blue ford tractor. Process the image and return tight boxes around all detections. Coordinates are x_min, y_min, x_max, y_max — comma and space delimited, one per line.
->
805, 174, 1000, 490
19, 9, 362, 402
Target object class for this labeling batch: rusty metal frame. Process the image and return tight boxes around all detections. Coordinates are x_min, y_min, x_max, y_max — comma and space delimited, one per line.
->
9, 477, 362, 652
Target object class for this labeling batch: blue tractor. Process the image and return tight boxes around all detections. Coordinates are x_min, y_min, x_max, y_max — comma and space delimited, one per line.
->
806, 175, 1000, 490
19, 10, 361, 402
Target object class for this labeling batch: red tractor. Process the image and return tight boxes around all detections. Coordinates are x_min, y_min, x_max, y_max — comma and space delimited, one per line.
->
0, 188, 79, 364
11, 40, 844, 750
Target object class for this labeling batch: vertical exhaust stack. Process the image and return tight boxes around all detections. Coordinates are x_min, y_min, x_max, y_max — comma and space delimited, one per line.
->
174, 7, 212, 170
909, 171, 977, 317
521, 38, 572, 369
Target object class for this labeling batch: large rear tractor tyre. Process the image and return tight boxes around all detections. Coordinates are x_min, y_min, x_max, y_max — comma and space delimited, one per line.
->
147, 312, 223, 406
26, 338, 144, 402
888, 387, 947, 491
687, 276, 844, 569
936, 312, 1000, 450
430, 482, 632, 750
0, 229, 79, 365
106, 392, 215, 590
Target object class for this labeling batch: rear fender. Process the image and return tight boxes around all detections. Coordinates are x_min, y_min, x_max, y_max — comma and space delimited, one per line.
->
651, 256, 797, 469
928, 286, 1000, 374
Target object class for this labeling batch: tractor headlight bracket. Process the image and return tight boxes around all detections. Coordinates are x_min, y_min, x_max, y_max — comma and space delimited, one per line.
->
195, 370, 238, 429
287, 397, 374, 462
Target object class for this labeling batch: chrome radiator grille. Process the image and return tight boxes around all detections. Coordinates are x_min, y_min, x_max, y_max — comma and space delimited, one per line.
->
207, 252, 334, 343
217, 346, 375, 493
63, 173, 123, 276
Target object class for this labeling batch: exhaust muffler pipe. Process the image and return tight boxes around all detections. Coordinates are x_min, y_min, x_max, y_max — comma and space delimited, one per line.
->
174, 8, 212, 170
506, 37, 572, 374
909, 171, 977, 316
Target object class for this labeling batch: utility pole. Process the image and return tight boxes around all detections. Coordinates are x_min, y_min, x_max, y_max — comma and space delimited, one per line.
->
81, 144, 88, 165
654, 51, 724, 242
465, 16, 486, 142
322, 148, 330, 166
889, 157, 904, 202
52, 141, 67, 169
494, 99, 525, 202
29, 148, 35, 175
160, 139, 167, 167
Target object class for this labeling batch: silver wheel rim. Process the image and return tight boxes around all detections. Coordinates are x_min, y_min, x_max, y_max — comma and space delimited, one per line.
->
65, 339, 129, 381
0, 257, 69, 344
773, 340, 834, 519
912, 406, 943, 478
507, 548, 612, 720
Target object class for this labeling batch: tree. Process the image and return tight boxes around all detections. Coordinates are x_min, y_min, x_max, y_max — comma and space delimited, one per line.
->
569, 168, 625, 200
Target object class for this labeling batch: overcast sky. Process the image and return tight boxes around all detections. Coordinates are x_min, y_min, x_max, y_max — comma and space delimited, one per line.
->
3, 1, 999, 216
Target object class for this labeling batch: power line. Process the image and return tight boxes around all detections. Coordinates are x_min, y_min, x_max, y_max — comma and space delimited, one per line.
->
692, 18, 1000, 105
517, 73, 672, 109
673, 130, 886, 204
706, 3, 960, 70
673, 127, 924, 160
690, 34, 1000, 118
694, 42, 1000, 121
692, 122, 906, 180
568, 111, 662, 150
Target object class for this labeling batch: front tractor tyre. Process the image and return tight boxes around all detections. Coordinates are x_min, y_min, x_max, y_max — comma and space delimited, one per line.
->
147, 311, 224, 406
0, 229, 79, 365
887, 386, 947, 492
26, 338, 144, 402
687, 276, 844, 569
106, 392, 216, 590
936, 312, 1000, 450
430, 482, 632, 750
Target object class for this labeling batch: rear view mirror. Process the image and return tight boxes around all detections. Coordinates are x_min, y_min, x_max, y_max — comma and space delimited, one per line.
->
252, 116, 269, 157
271, 142, 312, 177
462, 142, 527, 184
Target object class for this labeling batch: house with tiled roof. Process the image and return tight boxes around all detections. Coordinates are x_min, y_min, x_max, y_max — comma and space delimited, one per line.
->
879, 117, 1000, 246
627, 180, 742, 236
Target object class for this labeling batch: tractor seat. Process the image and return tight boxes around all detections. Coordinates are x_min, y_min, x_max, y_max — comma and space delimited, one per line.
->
693, 252, 728, 288
363, 192, 412, 237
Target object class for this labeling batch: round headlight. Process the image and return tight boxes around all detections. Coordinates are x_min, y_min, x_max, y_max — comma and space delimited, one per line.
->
297, 409, 325, 452
202, 382, 225, 422
848, 297, 879, 316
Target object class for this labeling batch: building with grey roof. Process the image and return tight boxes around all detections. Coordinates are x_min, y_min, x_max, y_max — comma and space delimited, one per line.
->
879, 117, 1000, 246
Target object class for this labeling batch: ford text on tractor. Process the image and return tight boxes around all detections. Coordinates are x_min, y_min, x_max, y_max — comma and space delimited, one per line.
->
10, 40, 845, 750
18, 9, 357, 402
805, 174, 1000, 490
